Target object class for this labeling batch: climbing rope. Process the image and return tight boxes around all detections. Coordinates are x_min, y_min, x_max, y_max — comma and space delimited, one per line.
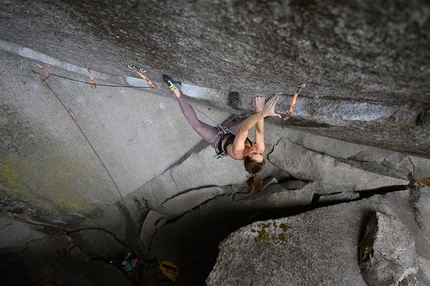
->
32, 60, 305, 170
34, 62, 155, 89
126, 64, 227, 133
127, 65, 230, 131
31, 60, 307, 228
33, 61, 130, 214
35, 61, 304, 127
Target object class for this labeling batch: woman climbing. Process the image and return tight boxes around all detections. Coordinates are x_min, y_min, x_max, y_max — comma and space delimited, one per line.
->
163, 75, 281, 192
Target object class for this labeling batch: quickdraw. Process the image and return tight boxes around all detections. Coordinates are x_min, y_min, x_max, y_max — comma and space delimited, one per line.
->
68, 108, 77, 122
414, 177, 430, 186
284, 83, 305, 120
34, 62, 52, 82
31, 60, 131, 217
128, 64, 158, 90
87, 67, 97, 89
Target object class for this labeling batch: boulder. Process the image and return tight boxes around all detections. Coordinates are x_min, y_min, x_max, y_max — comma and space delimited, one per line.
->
0, 216, 43, 254
358, 212, 418, 286
207, 189, 430, 285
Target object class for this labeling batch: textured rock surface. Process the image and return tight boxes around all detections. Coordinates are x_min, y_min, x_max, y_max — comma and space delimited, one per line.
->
269, 137, 409, 193
0, 230, 135, 286
1, 0, 430, 284
162, 186, 225, 216
358, 212, 418, 286
208, 201, 368, 285
1, 0, 429, 157
207, 189, 430, 285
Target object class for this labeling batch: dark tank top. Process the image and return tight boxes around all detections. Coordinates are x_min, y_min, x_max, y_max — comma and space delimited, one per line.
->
220, 133, 252, 154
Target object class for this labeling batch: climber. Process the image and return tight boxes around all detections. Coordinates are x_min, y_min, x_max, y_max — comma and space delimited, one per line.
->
163, 75, 281, 192
122, 251, 138, 276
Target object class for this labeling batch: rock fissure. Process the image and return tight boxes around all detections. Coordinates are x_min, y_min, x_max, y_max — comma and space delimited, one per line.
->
2, 0, 430, 285
67, 227, 129, 247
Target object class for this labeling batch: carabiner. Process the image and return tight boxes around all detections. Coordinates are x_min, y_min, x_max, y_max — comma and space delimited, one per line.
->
294, 83, 306, 94
128, 64, 138, 72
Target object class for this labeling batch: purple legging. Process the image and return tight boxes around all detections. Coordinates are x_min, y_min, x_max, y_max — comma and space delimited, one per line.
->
177, 96, 244, 148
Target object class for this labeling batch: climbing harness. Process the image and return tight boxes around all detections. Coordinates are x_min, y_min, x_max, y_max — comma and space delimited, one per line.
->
284, 83, 305, 120
34, 60, 305, 164
213, 129, 231, 159
212, 114, 246, 159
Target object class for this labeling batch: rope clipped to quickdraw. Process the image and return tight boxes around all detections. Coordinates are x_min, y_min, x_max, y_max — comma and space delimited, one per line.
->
34, 61, 52, 82
284, 83, 305, 120
34, 62, 76, 122
32, 61, 131, 217
34, 60, 155, 89
128, 64, 158, 90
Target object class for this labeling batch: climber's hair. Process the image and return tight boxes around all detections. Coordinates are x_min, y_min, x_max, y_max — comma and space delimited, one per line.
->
244, 157, 266, 192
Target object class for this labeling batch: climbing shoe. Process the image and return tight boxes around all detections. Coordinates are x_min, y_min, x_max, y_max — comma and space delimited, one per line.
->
162, 74, 182, 91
